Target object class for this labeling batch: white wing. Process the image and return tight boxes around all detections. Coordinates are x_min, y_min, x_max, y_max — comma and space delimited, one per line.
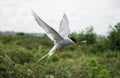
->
59, 13, 70, 37
32, 11, 63, 43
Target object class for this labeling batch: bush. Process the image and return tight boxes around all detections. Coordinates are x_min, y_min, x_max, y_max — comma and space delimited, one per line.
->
108, 23, 120, 51
70, 26, 96, 45
87, 58, 110, 78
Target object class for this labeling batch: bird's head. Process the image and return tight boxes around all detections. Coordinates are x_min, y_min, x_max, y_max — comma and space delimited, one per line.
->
70, 37, 78, 47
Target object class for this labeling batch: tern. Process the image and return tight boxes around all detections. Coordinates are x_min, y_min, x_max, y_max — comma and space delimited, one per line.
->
32, 11, 77, 61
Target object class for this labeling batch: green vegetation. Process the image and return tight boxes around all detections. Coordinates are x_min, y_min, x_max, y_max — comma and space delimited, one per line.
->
108, 23, 120, 51
0, 23, 120, 78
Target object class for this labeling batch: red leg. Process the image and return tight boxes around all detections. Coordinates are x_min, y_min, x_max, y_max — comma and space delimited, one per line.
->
57, 49, 61, 56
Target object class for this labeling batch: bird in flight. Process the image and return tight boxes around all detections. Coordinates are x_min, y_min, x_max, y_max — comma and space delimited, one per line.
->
32, 11, 78, 61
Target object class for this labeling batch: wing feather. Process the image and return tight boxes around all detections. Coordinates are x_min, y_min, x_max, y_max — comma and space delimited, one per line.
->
59, 13, 70, 37
32, 11, 63, 43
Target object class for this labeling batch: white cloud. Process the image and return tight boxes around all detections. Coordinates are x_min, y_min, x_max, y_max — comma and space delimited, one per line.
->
0, 0, 120, 34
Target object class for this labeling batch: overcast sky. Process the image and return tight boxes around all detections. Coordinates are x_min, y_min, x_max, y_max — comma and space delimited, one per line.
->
0, 0, 120, 34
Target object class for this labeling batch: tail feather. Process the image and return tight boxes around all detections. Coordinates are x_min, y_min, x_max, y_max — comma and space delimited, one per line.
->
37, 49, 56, 62
37, 53, 49, 62
48, 51, 55, 57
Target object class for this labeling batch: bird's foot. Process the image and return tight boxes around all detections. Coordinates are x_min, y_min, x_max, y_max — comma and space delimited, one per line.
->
57, 50, 62, 56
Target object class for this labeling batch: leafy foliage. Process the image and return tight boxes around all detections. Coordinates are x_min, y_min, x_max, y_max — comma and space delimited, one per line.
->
108, 23, 120, 51
0, 23, 120, 77
70, 26, 97, 44
87, 58, 110, 78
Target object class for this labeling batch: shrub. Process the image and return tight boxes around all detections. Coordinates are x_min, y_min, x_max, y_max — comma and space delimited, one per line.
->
108, 23, 120, 51
87, 58, 110, 78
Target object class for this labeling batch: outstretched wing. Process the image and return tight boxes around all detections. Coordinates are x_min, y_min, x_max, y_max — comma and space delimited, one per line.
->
32, 11, 63, 43
59, 13, 70, 38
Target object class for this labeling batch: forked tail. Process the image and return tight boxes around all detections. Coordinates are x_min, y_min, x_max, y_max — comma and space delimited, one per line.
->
37, 53, 49, 62
37, 49, 56, 62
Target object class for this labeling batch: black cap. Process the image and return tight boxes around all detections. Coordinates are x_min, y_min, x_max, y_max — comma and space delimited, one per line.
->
70, 37, 76, 43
